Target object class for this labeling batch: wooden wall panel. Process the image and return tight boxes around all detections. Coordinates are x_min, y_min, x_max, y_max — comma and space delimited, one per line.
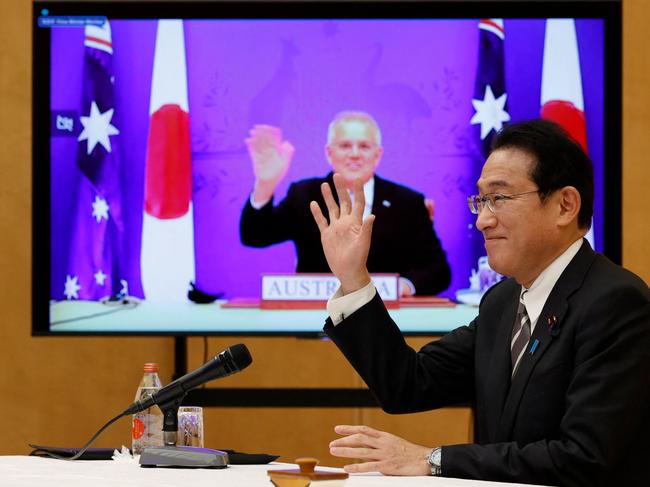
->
0, 0, 646, 462
622, 0, 650, 282
187, 337, 361, 388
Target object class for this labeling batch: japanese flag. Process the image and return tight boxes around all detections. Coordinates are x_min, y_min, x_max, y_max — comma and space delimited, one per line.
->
541, 18, 594, 245
140, 19, 195, 302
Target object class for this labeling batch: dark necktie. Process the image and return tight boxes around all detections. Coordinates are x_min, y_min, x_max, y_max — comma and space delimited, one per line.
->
511, 293, 531, 377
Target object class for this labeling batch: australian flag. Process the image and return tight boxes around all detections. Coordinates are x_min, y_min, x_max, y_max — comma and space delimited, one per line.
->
465, 18, 510, 292
63, 21, 125, 301
470, 19, 510, 158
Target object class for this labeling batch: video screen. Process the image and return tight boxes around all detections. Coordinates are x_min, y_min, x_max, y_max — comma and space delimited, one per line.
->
39, 12, 608, 334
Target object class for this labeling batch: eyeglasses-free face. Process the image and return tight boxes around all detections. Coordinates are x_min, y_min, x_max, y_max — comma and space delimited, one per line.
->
326, 120, 383, 187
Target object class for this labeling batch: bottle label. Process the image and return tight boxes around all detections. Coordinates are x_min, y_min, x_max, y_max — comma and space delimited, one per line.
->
132, 418, 145, 440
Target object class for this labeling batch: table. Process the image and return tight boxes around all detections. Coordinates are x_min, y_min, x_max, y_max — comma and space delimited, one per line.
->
0, 456, 549, 486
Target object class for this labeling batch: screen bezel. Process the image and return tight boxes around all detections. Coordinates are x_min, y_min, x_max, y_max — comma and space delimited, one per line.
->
32, 0, 622, 336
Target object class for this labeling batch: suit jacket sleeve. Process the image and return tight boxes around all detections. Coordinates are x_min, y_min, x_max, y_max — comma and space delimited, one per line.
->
443, 283, 650, 486
239, 184, 299, 247
325, 292, 477, 412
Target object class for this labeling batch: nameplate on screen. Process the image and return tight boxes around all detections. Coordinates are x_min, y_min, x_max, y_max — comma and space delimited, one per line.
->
261, 274, 399, 303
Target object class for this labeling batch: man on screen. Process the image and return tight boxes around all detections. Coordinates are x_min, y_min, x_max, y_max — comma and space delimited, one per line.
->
311, 120, 650, 485
239, 111, 451, 296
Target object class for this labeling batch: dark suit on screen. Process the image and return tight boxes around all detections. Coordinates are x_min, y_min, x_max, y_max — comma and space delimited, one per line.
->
240, 172, 451, 295
325, 240, 650, 486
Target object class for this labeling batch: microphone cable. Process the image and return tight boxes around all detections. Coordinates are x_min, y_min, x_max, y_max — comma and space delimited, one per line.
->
32, 411, 126, 461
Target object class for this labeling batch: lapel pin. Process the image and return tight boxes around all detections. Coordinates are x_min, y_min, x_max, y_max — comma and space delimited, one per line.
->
529, 338, 540, 355
382, 200, 391, 208
547, 315, 560, 337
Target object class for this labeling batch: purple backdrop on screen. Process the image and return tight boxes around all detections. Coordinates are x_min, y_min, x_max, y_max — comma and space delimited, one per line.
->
50, 18, 604, 301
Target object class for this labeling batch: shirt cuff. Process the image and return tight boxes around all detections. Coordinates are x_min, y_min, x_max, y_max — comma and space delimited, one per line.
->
327, 281, 377, 325
249, 193, 271, 210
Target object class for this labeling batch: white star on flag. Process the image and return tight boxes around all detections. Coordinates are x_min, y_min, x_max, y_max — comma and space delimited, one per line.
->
94, 270, 107, 286
470, 85, 511, 140
77, 100, 120, 155
64, 275, 81, 300
92, 196, 110, 222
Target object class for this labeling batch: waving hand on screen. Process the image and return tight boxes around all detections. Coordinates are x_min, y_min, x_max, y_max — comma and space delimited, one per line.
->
245, 124, 295, 204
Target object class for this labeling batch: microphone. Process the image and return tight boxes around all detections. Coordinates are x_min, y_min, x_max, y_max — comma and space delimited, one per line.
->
123, 344, 252, 415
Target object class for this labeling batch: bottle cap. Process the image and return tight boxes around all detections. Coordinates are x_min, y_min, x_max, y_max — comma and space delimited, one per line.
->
143, 363, 159, 372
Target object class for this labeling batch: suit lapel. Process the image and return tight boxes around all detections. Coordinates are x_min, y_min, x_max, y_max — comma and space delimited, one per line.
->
371, 176, 389, 219
495, 295, 569, 441
495, 240, 596, 441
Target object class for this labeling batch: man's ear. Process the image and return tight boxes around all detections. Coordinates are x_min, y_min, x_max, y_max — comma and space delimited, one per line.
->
556, 186, 581, 227
374, 147, 384, 168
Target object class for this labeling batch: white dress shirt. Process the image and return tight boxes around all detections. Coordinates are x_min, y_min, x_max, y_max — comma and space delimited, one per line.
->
519, 237, 583, 334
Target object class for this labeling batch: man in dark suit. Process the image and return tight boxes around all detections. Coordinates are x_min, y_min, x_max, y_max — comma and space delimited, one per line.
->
239, 112, 451, 296
310, 120, 650, 486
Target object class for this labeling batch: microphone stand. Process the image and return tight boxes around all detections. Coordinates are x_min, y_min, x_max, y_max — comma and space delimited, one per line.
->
139, 393, 229, 468
161, 399, 183, 446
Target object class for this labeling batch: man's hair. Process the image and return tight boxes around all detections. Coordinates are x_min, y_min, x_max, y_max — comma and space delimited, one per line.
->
491, 119, 594, 229
327, 111, 382, 146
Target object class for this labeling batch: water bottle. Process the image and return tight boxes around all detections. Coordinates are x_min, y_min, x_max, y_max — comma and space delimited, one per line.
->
131, 362, 164, 455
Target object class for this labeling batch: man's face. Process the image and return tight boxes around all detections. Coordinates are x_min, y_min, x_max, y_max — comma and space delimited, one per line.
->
325, 120, 383, 187
476, 147, 563, 287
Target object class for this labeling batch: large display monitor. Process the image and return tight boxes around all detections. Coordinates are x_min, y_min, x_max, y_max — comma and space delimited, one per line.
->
33, 1, 621, 335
